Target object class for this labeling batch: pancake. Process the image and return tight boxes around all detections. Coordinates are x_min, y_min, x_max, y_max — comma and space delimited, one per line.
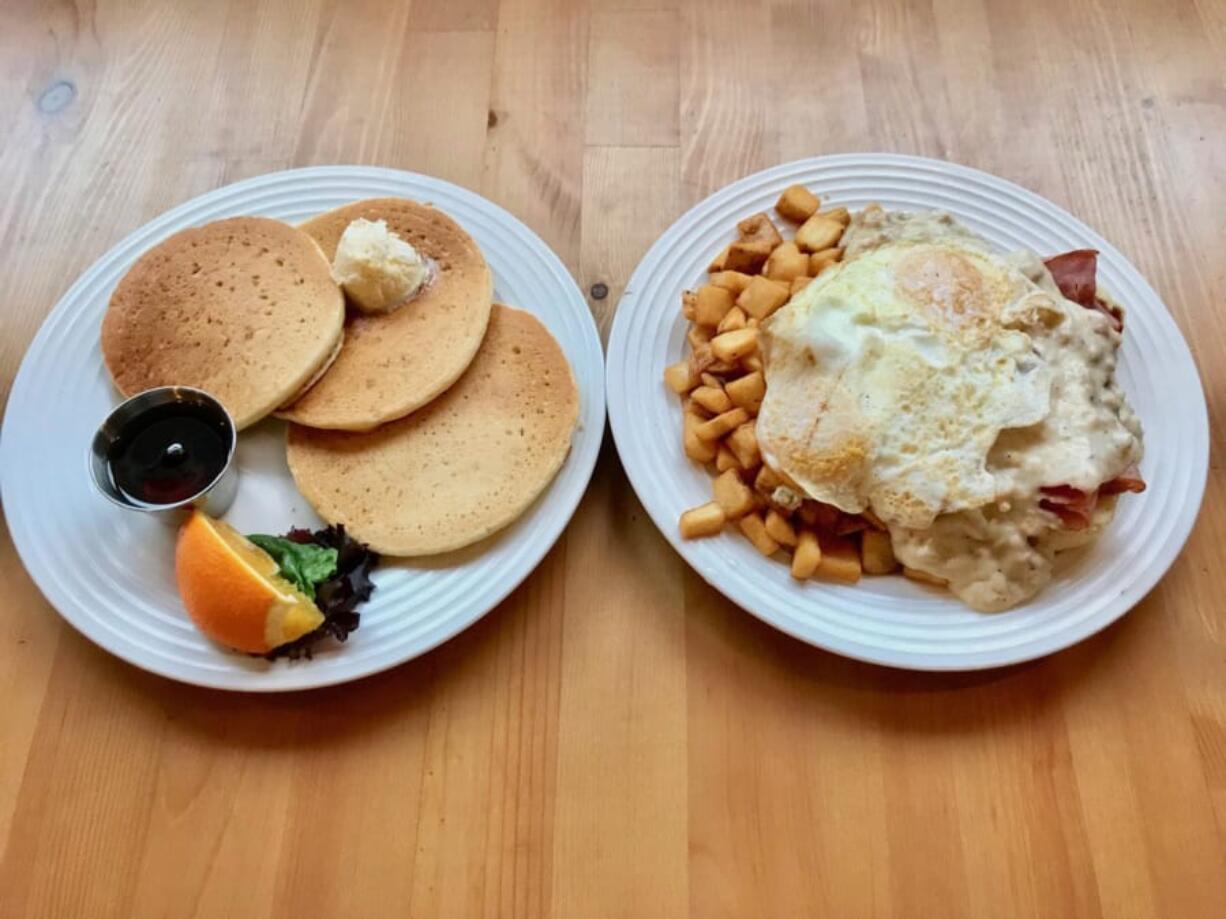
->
278, 198, 493, 431
101, 217, 345, 430
286, 304, 578, 556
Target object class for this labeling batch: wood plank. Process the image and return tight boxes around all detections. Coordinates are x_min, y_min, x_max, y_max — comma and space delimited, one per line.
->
586, 10, 679, 147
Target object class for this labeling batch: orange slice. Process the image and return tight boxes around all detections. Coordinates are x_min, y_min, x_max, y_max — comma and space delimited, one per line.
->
175, 510, 324, 653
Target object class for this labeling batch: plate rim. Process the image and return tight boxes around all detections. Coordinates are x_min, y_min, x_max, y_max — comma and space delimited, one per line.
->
606, 152, 1209, 671
0, 164, 606, 692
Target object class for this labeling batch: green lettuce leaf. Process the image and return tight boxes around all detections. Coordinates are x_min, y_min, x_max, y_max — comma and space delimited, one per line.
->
248, 534, 338, 597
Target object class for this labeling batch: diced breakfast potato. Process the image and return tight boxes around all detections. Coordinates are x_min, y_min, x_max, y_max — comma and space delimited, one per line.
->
710, 328, 758, 363
713, 469, 756, 519
725, 240, 772, 273
764, 509, 798, 547
790, 276, 812, 297
700, 371, 722, 388
861, 529, 898, 574
696, 407, 750, 442
904, 566, 948, 587
710, 270, 753, 295
664, 361, 698, 394
737, 275, 791, 320
791, 530, 822, 578
691, 385, 732, 415
738, 512, 781, 557
754, 463, 782, 495
683, 409, 718, 463
815, 536, 862, 583
737, 212, 784, 247
682, 290, 696, 320
694, 283, 735, 327
741, 353, 763, 373
680, 502, 726, 539
776, 185, 820, 223
687, 325, 712, 349
727, 422, 761, 470
809, 247, 842, 275
708, 244, 731, 272
833, 512, 870, 536
795, 215, 845, 253
716, 306, 748, 334
725, 371, 765, 413
764, 241, 810, 282
820, 206, 851, 227
715, 445, 742, 473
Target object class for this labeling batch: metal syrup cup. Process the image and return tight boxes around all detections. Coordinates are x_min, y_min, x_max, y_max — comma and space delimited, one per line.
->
88, 387, 238, 522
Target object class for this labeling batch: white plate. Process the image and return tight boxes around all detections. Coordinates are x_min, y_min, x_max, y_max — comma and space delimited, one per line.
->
0, 166, 605, 691
607, 153, 1208, 671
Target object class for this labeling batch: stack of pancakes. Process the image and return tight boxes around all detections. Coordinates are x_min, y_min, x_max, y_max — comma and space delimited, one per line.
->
102, 199, 579, 556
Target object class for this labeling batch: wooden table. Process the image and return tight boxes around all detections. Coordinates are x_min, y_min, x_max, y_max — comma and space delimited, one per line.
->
2, 1, 1224, 916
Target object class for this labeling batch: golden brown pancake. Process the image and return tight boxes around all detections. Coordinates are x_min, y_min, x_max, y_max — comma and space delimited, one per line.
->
278, 198, 493, 431
101, 217, 344, 430
286, 305, 578, 556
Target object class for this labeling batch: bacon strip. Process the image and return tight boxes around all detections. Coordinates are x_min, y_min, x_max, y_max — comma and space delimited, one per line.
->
1100, 465, 1146, 495
1044, 250, 1099, 307
1039, 484, 1098, 530
1044, 249, 1124, 332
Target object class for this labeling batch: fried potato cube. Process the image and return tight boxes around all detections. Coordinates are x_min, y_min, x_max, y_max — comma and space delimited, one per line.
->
764, 241, 810, 282
710, 270, 753, 295
754, 463, 782, 495
738, 512, 781, 557
694, 283, 735, 328
680, 502, 726, 539
664, 360, 698, 394
861, 529, 898, 574
795, 215, 845, 253
736, 275, 791, 320
790, 276, 812, 297
725, 371, 765, 414
833, 513, 870, 536
791, 530, 822, 578
682, 290, 697, 320
809, 247, 843, 276
741, 353, 763, 373
737, 212, 784, 247
815, 536, 862, 583
862, 508, 887, 530
727, 422, 761, 470
696, 407, 750, 442
715, 445, 743, 473
776, 185, 820, 223
820, 206, 851, 227
713, 469, 756, 519
797, 500, 840, 531
708, 244, 731, 272
764, 509, 798, 547
687, 325, 712, 349
700, 371, 722, 388
725, 240, 772, 274
710, 328, 758, 363
903, 566, 948, 587
716, 305, 748, 334
683, 410, 718, 463
739, 278, 790, 320
691, 384, 732, 415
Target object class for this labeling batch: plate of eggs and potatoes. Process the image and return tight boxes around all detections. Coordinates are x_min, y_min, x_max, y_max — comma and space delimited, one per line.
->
607, 153, 1208, 670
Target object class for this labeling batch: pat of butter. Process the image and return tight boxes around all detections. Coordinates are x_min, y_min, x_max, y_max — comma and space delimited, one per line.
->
331, 218, 429, 314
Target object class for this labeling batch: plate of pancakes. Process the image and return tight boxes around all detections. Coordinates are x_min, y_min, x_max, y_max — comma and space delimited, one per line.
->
607, 153, 1208, 671
1, 166, 604, 690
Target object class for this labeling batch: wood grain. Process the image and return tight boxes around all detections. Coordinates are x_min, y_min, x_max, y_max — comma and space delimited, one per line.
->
2, 1, 1224, 917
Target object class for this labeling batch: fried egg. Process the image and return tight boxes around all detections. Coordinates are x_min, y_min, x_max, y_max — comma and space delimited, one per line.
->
758, 234, 1067, 530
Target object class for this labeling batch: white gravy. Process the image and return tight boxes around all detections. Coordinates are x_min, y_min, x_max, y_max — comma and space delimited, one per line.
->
841, 207, 1144, 611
